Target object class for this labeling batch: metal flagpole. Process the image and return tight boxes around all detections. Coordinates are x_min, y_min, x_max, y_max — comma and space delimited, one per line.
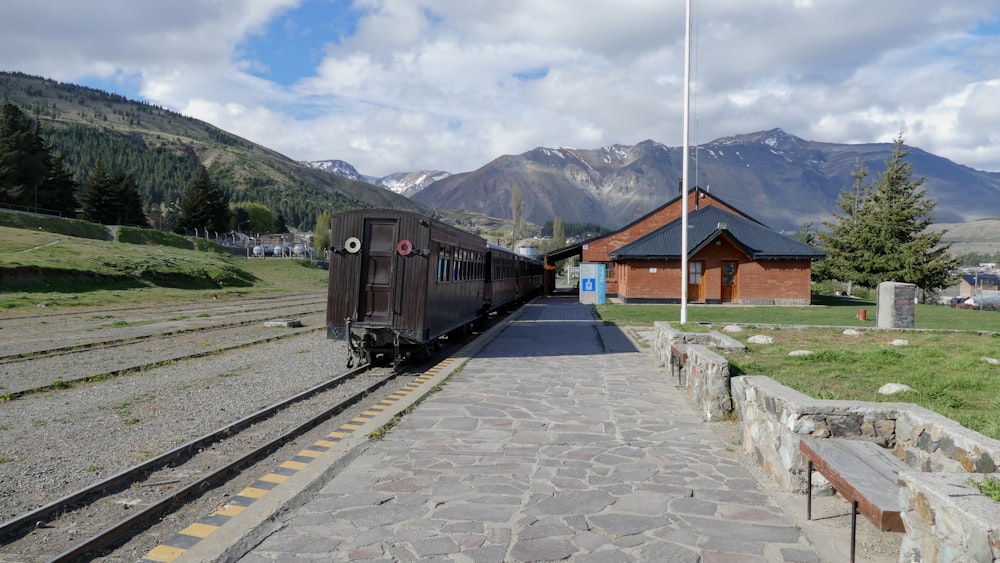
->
680, 0, 692, 324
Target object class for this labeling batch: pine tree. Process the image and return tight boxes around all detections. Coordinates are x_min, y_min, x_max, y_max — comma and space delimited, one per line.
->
815, 160, 871, 291
818, 136, 957, 295
176, 166, 230, 233
79, 161, 119, 223
273, 212, 287, 234
112, 169, 147, 226
0, 103, 49, 208
36, 154, 80, 215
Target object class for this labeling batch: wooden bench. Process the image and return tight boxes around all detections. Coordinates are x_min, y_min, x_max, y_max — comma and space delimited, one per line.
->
799, 437, 910, 562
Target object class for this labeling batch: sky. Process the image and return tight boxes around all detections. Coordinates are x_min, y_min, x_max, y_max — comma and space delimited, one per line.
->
2, 1, 1000, 178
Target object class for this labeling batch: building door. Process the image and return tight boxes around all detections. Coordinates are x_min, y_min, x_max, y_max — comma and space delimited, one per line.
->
359, 219, 397, 323
721, 261, 738, 302
688, 261, 704, 302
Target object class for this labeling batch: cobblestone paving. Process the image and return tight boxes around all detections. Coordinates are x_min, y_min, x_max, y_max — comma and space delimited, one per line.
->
241, 299, 821, 562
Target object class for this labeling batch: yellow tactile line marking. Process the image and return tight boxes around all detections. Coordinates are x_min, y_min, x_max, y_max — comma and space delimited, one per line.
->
137, 353, 464, 563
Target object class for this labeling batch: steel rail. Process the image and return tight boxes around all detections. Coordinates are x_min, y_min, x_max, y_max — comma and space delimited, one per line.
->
0, 306, 325, 364
0, 363, 378, 548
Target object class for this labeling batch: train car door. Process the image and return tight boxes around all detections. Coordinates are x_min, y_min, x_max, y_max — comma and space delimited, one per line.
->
359, 218, 397, 323
721, 261, 738, 302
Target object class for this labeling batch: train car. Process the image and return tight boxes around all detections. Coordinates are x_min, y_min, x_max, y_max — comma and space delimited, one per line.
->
518, 252, 545, 302
326, 208, 490, 366
485, 242, 544, 313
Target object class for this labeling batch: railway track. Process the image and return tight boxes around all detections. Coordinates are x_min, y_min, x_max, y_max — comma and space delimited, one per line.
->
0, 294, 327, 398
0, 292, 498, 561
0, 293, 327, 360
0, 362, 400, 561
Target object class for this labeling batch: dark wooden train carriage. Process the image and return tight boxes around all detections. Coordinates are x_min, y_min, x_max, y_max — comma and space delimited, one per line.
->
486, 243, 543, 312
326, 208, 488, 364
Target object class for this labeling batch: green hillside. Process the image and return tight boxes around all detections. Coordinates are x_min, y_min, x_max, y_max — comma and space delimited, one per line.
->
0, 211, 327, 311
0, 71, 428, 229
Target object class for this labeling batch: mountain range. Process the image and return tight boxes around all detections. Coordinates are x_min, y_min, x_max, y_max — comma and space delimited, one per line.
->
4, 71, 999, 241
307, 129, 1000, 234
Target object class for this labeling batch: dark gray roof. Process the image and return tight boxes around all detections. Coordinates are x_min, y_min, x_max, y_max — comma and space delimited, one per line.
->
609, 206, 826, 261
961, 273, 1000, 286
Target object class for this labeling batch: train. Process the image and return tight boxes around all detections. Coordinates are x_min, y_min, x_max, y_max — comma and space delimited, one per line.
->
325, 208, 544, 367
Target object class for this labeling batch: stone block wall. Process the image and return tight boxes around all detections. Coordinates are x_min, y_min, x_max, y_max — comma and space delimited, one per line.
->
731, 376, 1000, 491
898, 471, 1000, 563
651, 322, 745, 421
651, 323, 1000, 562
730, 375, 1000, 563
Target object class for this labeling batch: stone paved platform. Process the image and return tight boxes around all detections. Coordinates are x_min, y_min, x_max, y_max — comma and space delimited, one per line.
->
202, 297, 825, 562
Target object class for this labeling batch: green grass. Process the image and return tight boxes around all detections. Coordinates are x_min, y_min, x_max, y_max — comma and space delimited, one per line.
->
721, 328, 1000, 439
969, 475, 1000, 502
116, 226, 195, 249
0, 209, 109, 240
597, 293, 998, 332
0, 216, 329, 312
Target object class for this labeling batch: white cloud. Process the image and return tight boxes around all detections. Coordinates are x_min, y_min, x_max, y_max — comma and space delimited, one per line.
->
2, 0, 1000, 176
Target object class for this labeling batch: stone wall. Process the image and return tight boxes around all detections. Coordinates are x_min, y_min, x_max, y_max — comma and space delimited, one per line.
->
898, 471, 1000, 562
651, 322, 745, 421
731, 376, 1000, 491
731, 375, 1000, 563
653, 323, 1000, 562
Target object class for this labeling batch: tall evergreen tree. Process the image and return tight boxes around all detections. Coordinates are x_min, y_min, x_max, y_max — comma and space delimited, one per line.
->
0, 103, 49, 208
112, 169, 147, 226
37, 154, 80, 215
815, 160, 870, 291
273, 212, 288, 234
176, 166, 230, 234
79, 161, 119, 224
818, 136, 957, 295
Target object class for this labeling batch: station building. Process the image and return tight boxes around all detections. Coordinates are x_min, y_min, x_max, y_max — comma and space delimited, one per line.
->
575, 188, 825, 305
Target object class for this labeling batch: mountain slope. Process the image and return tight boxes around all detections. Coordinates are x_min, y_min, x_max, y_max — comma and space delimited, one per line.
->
409, 129, 1000, 232
0, 71, 427, 228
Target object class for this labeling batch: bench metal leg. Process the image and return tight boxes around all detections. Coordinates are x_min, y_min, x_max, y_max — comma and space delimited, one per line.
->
850, 500, 858, 563
806, 460, 813, 520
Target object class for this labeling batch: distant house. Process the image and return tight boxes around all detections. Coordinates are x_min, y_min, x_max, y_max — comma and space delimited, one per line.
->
959, 273, 1000, 298
581, 188, 825, 305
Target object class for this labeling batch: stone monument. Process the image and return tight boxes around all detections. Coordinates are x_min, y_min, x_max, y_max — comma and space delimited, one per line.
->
877, 281, 916, 329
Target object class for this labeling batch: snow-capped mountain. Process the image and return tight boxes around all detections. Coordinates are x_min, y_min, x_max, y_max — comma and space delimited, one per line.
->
305, 130, 1000, 232
303, 159, 449, 197
303, 160, 380, 185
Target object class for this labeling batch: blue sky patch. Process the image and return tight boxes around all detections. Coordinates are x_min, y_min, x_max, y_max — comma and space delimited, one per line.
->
514, 68, 549, 82
239, 0, 359, 86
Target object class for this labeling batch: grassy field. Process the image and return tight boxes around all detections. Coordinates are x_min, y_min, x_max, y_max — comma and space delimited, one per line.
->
0, 222, 328, 313
597, 294, 999, 332
597, 301, 1000, 440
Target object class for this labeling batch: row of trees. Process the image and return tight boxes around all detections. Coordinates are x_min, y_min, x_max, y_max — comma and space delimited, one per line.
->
1, 102, 239, 234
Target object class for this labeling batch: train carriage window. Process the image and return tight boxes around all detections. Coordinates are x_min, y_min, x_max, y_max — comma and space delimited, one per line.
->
437, 250, 446, 282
